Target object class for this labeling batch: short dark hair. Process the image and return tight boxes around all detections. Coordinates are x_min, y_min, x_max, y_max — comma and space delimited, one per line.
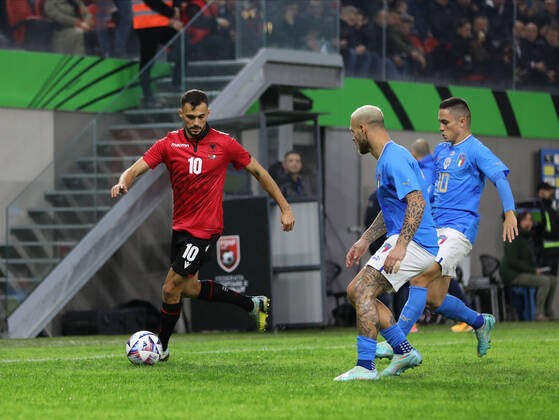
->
537, 181, 554, 191
283, 150, 301, 160
516, 210, 532, 228
181, 89, 208, 108
440, 97, 471, 123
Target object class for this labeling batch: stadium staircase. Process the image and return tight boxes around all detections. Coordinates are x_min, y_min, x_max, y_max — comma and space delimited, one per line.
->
2, 48, 343, 338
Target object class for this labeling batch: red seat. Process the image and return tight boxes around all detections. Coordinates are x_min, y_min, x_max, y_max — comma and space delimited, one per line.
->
6, 0, 34, 44
5, 0, 52, 49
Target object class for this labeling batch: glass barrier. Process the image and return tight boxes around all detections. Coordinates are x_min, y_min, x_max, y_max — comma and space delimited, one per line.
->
3, 1, 557, 94
0, 0, 340, 326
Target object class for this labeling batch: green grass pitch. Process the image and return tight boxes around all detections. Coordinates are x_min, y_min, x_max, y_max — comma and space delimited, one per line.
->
1, 322, 557, 419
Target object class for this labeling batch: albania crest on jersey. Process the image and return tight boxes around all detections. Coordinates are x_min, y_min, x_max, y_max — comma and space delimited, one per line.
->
217, 235, 241, 273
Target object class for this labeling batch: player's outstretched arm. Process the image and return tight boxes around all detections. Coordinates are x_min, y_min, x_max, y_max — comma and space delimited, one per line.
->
244, 157, 294, 231
346, 212, 387, 267
493, 174, 518, 242
503, 210, 518, 243
110, 158, 150, 198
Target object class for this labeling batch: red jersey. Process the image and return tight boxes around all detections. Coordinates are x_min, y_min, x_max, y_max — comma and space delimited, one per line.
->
143, 127, 251, 239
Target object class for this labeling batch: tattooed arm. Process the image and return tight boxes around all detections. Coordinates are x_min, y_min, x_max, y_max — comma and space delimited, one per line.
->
384, 190, 425, 273
362, 211, 387, 244
345, 211, 387, 267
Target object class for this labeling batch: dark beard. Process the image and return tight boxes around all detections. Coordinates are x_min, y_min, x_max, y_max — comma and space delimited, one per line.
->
358, 141, 370, 154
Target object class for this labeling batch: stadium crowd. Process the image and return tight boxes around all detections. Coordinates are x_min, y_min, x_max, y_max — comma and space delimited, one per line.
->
0, 0, 558, 91
341, 0, 559, 90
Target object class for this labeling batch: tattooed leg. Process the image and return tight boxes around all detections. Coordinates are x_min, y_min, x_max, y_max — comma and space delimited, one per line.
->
347, 266, 392, 338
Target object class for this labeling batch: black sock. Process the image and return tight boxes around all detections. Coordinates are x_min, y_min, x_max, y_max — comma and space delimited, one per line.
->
158, 302, 182, 350
197, 280, 254, 312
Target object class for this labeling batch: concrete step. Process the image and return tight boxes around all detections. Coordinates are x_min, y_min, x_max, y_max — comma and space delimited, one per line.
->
96, 139, 154, 156
45, 190, 113, 207
157, 74, 234, 93
9, 240, 77, 259
28, 207, 110, 225
76, 156, 139, 172
11, 224, 95, 242
60, 172, 121, 190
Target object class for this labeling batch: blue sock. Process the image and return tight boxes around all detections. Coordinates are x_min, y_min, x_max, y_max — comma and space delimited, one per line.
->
380, 324, 413, 354
434, 294, 484, 329
356, 336, 376, 371
397, 286, 427, 336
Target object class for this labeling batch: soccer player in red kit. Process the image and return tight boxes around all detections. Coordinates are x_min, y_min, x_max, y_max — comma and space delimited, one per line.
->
111, 89, 295, 361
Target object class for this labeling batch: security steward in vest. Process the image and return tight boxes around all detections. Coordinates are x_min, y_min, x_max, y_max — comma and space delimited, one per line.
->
536, 182, 559, 274
133, 0, 183, 108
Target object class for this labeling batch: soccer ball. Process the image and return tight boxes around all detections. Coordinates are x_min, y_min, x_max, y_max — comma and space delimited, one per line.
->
126, 330, 163, 365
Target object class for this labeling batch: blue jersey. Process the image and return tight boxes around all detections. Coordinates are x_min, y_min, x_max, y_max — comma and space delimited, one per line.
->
418, 154, 436, 187
418, 154, 436, 203
376, 141, 439, 255
432, 135, 509, 243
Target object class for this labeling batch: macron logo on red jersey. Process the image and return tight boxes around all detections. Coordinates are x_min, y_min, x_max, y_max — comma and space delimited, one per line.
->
171, 143, 189, 148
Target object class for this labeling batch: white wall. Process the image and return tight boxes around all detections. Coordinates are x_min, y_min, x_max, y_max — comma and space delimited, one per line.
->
0, 108, 97, 241
0, 109, 55, 240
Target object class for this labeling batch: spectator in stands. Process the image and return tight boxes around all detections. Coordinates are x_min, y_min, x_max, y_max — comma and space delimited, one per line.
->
517, 21, 549, 87
133, 0, 182, 109
536, 0, 559, 28
235, 0, 261, 56
180, 0, 233, 61
267, 1, 304, 50
500, 211, 557, 321
387, 13, 427, 78
214, 0, 235, 58
95, 0, 133, 58
428, 0, 458, 41
452, 0, 479, 23
468, 14, 493, 81
443, 18, 476, 81
491, 19, 522, 86
364, 7, 400, 79
339, 5, 372, 77
298, 0, 337, 53
535, 181, 559, 275
0, 0, 8, 42
272, 151, 313, 199
45, 0, 93, 55
516, 0, 539, 24
484, 0, 514, 44
407, 0, 430, 39
541, 24, 559, 85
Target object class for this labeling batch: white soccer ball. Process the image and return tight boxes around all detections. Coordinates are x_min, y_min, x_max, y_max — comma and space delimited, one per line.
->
126, 330, 163, 365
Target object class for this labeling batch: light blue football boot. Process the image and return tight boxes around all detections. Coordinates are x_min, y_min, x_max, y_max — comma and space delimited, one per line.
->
334, 366, 380, 381
375, 341, 394, 359
475, 313, 495, 357
381, 349, 422, 377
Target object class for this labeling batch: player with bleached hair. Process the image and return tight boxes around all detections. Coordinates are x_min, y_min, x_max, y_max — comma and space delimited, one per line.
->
335, 104, 439, 381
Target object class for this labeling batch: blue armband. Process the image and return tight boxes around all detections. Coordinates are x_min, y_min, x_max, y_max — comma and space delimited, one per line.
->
494, 173, 515, 212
